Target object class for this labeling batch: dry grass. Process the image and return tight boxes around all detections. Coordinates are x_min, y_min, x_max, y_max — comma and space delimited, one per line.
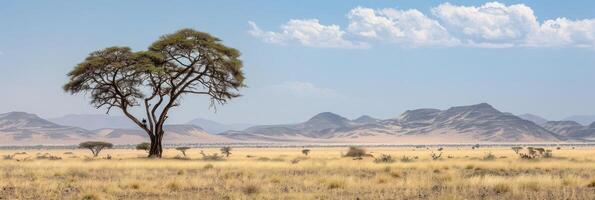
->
0, 147, 594, 199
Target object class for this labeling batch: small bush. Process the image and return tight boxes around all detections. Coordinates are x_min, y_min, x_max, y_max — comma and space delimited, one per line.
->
242, 184, 260, 195
493, 183, 511, 194
400, 156, 414, 162
36, 153, 62, 160
166, 181, 181, 191
482, 152, 496, 161
203, 164, 214, 170
344, 146, 366, 157
327, 179, 346, 189
199, 151, 224, 161
80, 193, 103, 200
587, 180, 595, 188
374, 154, 394, 163
2, 154, 14, 160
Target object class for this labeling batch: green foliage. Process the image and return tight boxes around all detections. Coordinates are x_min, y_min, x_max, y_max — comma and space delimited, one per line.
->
220, 146, 232, 157
301, 149, 311, 156
511, 146, 523, 154
63, 28, 246, 158
79, 141, 113, 157
136, 143, 150, 152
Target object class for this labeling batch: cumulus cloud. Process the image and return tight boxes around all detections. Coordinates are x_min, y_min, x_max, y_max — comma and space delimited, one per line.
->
267, 81, 338, 98
248, 20, 367, 49
348, 7, 459, 46
528, 18, 595, 48
248, 2, 595, 49
432, 2, 539, 46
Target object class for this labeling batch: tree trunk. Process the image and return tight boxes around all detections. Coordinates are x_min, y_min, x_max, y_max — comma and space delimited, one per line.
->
148, 130, 164, 158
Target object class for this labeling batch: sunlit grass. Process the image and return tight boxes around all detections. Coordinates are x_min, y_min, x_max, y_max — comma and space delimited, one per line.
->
0, 147, 594, 199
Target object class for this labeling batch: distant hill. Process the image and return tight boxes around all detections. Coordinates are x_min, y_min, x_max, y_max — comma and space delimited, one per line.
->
543, 121, 595, 141
0, 112, 95, 145
95, 124, 233, 145
222, 103, 566, 143
49, 114, 136, 130
518, 113, 548, 125
352, 115, 380, 124
563, 115, 595, 126
0, 112, 233, 145
186, 118, 252, 134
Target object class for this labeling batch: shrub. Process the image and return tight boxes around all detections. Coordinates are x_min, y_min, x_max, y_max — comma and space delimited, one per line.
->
374, 154, 395, 163
400, 156, 414, 162
344, 146, 366, 157
290, 158, 301, 164
302, 149, 311, 156
2, 154, 14, 160
36, 153, 62, 160
203, 164, 214, 170
199, 151, 224, 161
431, 151, 442, 160
136, 143, 150, 152
516, 147, 553, 159
493, 183, 511, 194
220, 146, 232, 157
242, 184, 260, 195
482, 152, 496, 161
511, 146, 523, 154
327, 179, 346, 189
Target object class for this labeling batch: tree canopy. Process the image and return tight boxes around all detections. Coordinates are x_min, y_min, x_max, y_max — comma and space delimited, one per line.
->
65, 29, 245, 157
79, 141, 113, 157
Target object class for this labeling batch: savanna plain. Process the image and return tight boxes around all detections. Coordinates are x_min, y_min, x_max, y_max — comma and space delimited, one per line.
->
1, 146, 594, 200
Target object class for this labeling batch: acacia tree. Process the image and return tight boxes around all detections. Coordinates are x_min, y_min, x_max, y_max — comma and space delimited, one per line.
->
220, 146, 232, 157
64, 29, 245, 158
79, 141, 113, 157
175, 147, 191, 157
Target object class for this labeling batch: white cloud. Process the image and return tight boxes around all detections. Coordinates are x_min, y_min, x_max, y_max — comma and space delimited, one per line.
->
348, 7, 459, 46
267, 81, 338, 98
528, 18, 595, 48
248, 20, 367, 49
432, 2, 539, 46
248, 2, 595, 49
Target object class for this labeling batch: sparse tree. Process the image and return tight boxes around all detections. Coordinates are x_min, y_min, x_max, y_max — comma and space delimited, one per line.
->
220, 146, 232, 157
64, 29, 245, 158
79, 141, 113, 157
302, 149, 311, 156
511, 146, 523, 154
176, 147, 190, 157
430, 151, 442, 160
136, 142, 150, 152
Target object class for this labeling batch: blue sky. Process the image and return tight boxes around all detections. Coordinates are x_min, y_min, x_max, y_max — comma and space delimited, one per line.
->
1, 0, 594, 124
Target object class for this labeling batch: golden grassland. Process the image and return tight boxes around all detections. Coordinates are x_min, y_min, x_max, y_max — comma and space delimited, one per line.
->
1, 146, 594, 200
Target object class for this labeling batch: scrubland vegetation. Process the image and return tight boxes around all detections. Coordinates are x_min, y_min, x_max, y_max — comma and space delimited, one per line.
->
1, 146, 594, 199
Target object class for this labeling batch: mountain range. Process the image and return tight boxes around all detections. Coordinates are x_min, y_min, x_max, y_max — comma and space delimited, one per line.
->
221, 103, 566, 143
1, 103, 595, 145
